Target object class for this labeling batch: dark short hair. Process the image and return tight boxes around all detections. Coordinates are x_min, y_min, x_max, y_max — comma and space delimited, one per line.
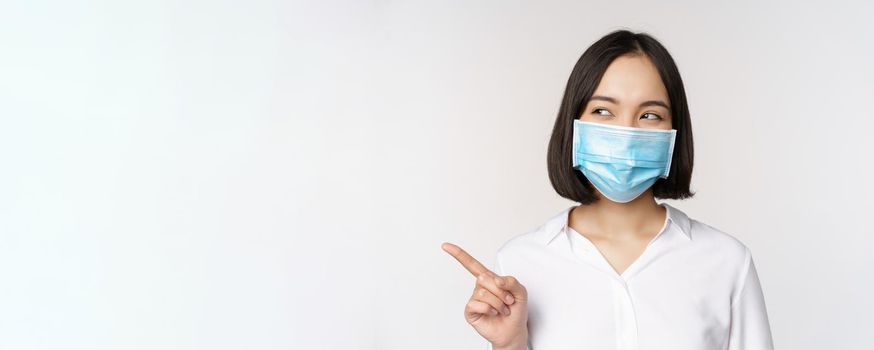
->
547, 29, 695, 204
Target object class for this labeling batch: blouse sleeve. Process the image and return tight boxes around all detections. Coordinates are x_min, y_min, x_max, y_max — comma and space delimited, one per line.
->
728, 247, 775, 350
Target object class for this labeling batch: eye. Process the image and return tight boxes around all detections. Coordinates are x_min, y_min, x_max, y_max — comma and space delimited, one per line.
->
641, 112, 663, 120
591, 108, 612, 117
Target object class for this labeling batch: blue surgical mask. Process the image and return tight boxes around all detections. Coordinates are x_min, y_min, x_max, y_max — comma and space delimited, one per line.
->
572, 120, 677, 203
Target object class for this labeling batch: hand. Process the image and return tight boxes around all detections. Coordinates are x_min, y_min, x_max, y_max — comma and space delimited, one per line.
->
441, 242, 529, 349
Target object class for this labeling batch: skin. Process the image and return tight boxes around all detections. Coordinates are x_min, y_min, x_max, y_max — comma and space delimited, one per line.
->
442, 53, 674, 350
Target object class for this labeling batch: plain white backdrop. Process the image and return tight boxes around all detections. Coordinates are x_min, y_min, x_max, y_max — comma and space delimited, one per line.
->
1, 0, 872, 349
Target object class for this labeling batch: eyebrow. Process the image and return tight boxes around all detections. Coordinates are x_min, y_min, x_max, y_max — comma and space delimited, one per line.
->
589, 95, 671, 111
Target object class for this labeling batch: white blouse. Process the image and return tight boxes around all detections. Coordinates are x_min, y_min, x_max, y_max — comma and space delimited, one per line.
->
485, 202, 774, 350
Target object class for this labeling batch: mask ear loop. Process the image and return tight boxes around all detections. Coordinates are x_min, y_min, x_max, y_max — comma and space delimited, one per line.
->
661, 131, 678, 178
571, 120, 581, 168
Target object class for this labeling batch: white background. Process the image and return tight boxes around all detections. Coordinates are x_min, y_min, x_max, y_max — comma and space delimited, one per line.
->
1, 0, 872, 349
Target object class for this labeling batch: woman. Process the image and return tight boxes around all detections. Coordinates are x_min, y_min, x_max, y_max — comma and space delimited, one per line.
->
442, 29, 774, 350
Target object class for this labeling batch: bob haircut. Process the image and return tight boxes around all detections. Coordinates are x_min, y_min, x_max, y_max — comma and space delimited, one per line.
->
547, 29, 695, 204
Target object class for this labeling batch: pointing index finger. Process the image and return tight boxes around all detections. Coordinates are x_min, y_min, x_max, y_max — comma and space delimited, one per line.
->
441, 242, 492, 277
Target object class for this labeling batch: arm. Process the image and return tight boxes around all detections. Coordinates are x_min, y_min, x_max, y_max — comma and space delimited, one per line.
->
727, 247, 775, 350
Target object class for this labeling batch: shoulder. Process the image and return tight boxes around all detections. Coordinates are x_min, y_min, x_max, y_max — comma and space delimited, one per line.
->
491, 217, 558, 271
494, 226, 543, 261
690, 218, 751, 253
491, 207, 574, 271
687, 217, 753, 269
665, 202, 752, 262
686, 217, 768, 306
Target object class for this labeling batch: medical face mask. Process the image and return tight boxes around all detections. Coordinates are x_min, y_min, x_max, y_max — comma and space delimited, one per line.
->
572, 120, 677, 203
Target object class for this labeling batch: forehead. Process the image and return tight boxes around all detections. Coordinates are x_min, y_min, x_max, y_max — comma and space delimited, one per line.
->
592, 54, 668, 102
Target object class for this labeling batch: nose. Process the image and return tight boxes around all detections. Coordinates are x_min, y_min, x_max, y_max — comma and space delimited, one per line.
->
616, 115, 639, 129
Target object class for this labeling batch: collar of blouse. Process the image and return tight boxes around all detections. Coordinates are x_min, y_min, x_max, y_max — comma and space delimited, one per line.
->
541, 202, 693, 246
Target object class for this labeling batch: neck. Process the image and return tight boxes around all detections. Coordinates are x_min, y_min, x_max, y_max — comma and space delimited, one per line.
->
569, 189, 665, 238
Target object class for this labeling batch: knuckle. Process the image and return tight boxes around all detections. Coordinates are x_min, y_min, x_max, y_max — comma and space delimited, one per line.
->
476, 275, 490, 288
477, 273, 487, 281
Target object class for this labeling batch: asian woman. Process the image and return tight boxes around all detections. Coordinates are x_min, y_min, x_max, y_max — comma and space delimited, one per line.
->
442, 29, 774, 350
